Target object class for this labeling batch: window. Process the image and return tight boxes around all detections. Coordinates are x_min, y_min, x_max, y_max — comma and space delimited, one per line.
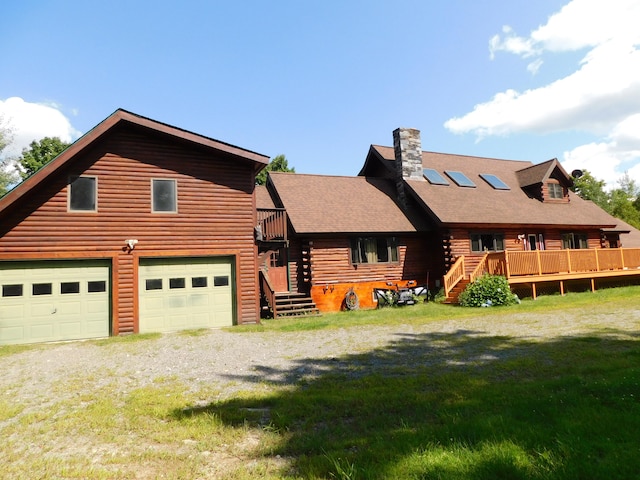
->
562, 233, 588, 249
192, 277, 208, 288
471, 233, 504, 252
548, 182, 564, 199
152, 179, 177, 213
423, 168, 449, 185
2, 284, 23, 297
33, 283, 53, 296
480, 174, 510, 190
350, 237, 399, 264
88, 281, 106, 293
69, 176, 97, 211
169, 278, 186, 289
445, 171, 476, 187
214, 275, 229, 287
61, 282, 80, 294
145, 279, 163, 290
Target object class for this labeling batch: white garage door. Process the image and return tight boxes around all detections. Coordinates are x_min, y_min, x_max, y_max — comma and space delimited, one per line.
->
138, 257, 234, 333
0, 260, 110, 345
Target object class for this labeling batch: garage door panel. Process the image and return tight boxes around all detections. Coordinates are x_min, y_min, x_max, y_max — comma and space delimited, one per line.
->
60, 321, 83, 337
30, 323, 55, 340
0, 325, 24, 342
139, 257, 234, 333
190, 294, 209, 307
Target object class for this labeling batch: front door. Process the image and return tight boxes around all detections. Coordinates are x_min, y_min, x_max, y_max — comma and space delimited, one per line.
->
267, 251, 289, 292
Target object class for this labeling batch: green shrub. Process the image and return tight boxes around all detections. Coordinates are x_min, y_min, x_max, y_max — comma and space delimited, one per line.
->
458, 274, 519, 307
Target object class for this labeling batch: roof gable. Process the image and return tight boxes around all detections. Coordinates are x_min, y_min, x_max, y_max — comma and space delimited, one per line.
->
0, 109, 269, 217
516, 158, 573, 188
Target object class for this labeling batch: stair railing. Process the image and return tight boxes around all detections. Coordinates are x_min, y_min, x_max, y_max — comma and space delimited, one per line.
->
443, 256, 465, 299
468, 253, 489, 284
260, 267, 278, 318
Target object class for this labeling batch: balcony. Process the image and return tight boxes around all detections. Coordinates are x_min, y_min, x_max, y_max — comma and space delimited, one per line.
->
256, 208, 288, 242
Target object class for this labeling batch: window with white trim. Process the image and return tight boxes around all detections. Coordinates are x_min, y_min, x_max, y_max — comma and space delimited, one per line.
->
547, 182, 564, 199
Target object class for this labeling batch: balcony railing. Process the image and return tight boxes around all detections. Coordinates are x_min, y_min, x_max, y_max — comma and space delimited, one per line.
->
256, 208, 287, 242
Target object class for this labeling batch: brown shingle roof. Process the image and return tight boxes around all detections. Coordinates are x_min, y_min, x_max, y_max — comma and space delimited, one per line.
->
255, 185, 276, 209
371, 146, 618, 228
268, 172, 430, 234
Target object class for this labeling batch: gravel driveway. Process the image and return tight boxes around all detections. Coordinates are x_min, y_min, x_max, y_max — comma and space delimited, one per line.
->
3, 305, 639, 409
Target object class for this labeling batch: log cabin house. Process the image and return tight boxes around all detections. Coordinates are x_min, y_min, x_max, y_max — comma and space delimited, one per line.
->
257, 128, 640, 313
0, 109, 268, 345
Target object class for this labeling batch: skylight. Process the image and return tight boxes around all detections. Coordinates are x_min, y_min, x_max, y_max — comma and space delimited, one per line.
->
423, 168, 449, 185
444, 171, 476, 188
479, 174, 510, 190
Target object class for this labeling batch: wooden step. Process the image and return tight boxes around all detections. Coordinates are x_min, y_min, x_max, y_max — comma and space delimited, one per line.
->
444, 280, 470, 304
271, 292, 321, 318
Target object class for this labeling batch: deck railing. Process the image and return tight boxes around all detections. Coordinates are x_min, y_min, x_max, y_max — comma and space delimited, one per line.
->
257, 208, 287, 242
489, 248, 640, 278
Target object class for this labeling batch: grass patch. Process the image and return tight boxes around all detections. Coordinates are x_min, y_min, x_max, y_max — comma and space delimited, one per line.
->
91, 332, 162, 346
240, 284, 640, 333
0, 343, 40, 357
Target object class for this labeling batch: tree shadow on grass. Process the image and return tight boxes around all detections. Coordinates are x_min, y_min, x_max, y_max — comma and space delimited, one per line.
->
174, 329, 640, 479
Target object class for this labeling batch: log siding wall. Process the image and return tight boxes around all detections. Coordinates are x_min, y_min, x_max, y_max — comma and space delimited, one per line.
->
308, 236, 433, 285
0, 125, 260, 333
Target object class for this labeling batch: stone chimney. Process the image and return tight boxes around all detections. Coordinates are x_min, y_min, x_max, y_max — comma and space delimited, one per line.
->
393, 127, 423, 208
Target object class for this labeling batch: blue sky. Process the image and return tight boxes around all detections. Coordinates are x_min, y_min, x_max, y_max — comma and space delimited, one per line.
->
1, 0, 639, 188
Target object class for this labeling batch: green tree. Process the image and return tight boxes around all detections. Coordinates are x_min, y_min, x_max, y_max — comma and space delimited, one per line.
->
610, 173, 640, 229
18, 136, 70, 179
255, 154, 294, 185
0, 116, 18, 196
571, 170, 611, 212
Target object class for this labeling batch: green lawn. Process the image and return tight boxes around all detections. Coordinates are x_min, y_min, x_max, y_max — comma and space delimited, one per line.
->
2, 286, 640, 479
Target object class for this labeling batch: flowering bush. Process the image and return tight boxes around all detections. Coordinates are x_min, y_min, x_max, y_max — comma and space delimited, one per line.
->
458, 274, 519, 307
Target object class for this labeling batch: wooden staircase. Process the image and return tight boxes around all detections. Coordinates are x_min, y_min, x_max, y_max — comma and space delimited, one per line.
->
271, 292, 321, 318
443, 279, 469, 304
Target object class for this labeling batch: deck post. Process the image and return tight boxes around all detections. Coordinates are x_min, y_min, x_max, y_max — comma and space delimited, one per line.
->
591, 277, 595, 292
620, 248, 625, 269
532, 282, 537, 300
595, 249, 600, 272
504, 251, 511, 279
536, 250, 542, 275
566, 250, 572, 273
560, 280, 565, 296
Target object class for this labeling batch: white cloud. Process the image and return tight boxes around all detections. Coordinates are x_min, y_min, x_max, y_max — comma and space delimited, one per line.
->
0, 97, 82, 159
446, 0, 640, 187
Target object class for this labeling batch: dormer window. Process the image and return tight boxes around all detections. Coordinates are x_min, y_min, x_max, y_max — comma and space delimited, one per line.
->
548, 182, 563, 199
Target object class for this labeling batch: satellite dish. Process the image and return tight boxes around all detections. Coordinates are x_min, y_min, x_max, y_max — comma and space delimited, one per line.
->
571, 169, 583, 178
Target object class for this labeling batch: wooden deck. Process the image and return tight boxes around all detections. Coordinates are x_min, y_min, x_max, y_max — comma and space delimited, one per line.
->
445, 248, 640, 300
